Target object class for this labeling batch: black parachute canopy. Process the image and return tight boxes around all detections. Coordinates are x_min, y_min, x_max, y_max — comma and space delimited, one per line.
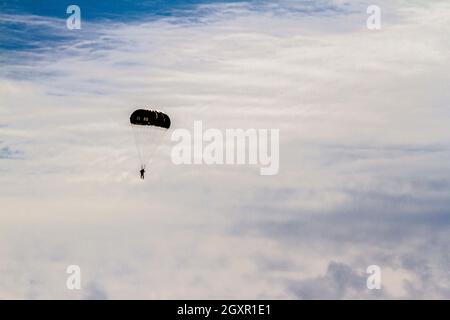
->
130, 109, 171, 129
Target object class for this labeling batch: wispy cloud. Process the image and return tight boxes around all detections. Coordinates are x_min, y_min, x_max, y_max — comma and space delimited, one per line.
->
0, 146, 24, 159
0, 0, 449, 299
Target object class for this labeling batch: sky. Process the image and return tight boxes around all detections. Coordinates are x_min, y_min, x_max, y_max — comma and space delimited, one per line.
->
1, 0, 450, 299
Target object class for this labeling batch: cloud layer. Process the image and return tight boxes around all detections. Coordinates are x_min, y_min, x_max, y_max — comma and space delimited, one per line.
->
1, 0, 450, 299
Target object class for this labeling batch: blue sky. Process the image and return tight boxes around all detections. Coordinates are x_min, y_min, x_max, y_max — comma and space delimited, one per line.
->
1, 0, 241, 18
0, 0, 247, 50
1, 0, 450, 299
0, 0, 355, 51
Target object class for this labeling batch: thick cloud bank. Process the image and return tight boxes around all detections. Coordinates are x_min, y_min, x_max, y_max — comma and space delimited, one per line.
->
0, 0, 449, 299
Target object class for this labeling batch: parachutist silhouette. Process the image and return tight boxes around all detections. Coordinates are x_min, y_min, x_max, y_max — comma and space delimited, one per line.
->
130, 109, 170, 179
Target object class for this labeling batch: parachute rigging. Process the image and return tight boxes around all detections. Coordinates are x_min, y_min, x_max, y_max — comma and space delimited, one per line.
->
130, 109, 171, 169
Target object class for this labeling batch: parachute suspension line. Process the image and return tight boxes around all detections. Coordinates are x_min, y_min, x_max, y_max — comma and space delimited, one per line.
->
138, 125, 148, 166
143, 124, 157, 166
131, 124, 144, 165
146, 125, 157, 163
131, 123, 161, 167
147, 127, 165, 166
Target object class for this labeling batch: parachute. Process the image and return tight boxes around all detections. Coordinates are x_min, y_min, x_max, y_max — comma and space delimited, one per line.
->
130, 109, 171, 168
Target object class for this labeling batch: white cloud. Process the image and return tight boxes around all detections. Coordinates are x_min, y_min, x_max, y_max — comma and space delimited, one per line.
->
0, 0, 450, 298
